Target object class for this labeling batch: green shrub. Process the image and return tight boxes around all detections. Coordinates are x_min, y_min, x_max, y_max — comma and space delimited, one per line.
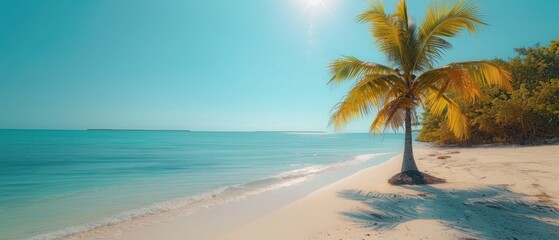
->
418, 39, 559, 145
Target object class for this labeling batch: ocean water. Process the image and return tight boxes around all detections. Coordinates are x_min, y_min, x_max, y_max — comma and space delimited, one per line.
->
0, 130, 405, 239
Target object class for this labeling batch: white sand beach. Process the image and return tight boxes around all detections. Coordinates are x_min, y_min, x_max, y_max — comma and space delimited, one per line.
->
74, 144, 559, 240
219, 144, 559, 240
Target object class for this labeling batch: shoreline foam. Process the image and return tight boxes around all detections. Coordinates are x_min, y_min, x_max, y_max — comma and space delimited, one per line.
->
219, 144, 559, 240
38, 152, 391, 240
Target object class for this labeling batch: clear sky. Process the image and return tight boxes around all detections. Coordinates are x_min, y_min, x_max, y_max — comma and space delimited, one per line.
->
1, 0, 558, 132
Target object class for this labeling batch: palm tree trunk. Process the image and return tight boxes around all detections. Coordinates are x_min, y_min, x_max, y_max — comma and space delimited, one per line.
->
401, 109, 419, 172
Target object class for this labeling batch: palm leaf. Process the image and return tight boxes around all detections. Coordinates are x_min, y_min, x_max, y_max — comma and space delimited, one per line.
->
357, 0, 406, 69
425, 88, 469, 139
370, 97, 417, 133
414, 60, 511, 101
414, 0, 486, 71
330, 74, 400, 131
446, 61, 512, 91
328, 56, 396, 84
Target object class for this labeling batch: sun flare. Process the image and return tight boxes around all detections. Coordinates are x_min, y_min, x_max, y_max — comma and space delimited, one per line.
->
302, 0, 335, 19
308, 0, 319, 6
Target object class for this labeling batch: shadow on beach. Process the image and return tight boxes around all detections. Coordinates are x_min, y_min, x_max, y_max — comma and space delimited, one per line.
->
338, 185, 559, 239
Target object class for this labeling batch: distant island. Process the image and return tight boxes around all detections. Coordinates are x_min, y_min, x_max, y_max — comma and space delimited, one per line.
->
87, 129, 191, 132
253, 131, 327, 134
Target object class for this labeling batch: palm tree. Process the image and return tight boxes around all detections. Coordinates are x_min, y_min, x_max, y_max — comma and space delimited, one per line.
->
328, 0, 511, 184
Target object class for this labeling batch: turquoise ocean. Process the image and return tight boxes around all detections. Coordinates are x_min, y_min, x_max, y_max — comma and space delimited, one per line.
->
0, 130, 406, 239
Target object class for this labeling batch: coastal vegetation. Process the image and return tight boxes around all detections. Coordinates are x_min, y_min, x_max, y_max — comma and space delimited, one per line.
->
418, 39, 559, 145
327, 0, 511, 184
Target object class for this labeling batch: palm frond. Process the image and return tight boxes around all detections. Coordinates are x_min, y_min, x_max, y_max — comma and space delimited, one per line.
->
446, 61, 512, 91
414, 60, 511, 101
425, 88, 469, 139
370, 97, 417, 133
357, 0, 406, 69
414, 0, 486, 71
330, 74, 400, 131
414, 66, 481, 102
328, 56, 396, 84
395, 0, 409, 31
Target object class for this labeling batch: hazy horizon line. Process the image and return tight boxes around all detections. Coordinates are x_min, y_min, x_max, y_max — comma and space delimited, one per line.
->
0, 128, 411, 134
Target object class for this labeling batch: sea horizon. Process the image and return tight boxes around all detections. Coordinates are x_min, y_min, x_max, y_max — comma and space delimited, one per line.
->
0, 130, 406, 239
0, 129, 402, 134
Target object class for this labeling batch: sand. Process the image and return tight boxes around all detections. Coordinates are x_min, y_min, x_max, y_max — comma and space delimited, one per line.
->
72, 144, 559, 240
219, 144, 559, 240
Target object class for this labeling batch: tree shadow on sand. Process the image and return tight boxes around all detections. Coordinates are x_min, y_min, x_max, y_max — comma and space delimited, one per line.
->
338, 185, 559, 239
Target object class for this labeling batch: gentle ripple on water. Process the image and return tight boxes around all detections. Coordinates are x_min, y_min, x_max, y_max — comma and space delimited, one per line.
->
0, 130, 406, 239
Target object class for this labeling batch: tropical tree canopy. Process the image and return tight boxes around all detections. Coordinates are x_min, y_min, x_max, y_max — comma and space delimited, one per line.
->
328, 0, 512, 139
419, 39, 559, 145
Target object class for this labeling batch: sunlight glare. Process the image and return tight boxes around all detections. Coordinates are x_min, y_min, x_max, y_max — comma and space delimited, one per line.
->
300, 0, 336, 20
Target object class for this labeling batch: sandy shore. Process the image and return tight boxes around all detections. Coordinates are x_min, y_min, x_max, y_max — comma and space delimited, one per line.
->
72, 144, 559, 240
220, 144, 559, 240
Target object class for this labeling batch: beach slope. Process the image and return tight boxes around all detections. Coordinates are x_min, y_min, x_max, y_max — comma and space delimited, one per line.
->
219, 144, 559, 239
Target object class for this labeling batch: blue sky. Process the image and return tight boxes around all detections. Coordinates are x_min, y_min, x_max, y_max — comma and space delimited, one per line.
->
1, 0, 558, 132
